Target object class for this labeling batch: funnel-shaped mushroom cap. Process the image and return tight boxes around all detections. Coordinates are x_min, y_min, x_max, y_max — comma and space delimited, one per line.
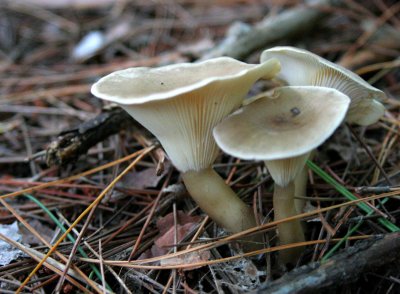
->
91, 57, 280, 172
214, 86, 350, 161
260, 46, 385, 126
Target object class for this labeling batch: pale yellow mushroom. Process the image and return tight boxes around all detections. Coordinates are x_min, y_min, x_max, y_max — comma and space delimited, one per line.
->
91, 57, 280, 244
260, 46, 385, 126
214, 86, 350, 264
261, 46, 386, 213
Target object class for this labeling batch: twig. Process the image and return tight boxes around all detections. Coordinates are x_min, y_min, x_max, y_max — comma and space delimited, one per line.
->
257, 232, 400, 294
98, 240, 107, 294
45, 105, 135, 166
346, 123, 393, 185
200, 0, 330, 60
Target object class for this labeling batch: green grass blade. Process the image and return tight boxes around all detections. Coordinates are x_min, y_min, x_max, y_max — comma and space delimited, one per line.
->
306, 160, 399, 232
24, 193, 110, 289
322, 198, 390, 262
321, 212, 370, 262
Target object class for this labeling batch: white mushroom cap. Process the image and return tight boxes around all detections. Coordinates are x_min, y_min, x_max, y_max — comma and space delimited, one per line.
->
213, 86, 350, 186
214, 86, 350, 160
260, 46, 385, 126
91, 57, 280, 172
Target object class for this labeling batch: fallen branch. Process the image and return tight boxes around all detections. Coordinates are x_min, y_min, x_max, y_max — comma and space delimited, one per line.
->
45, 105, 135, 166
258, 232, 400, 294
201, 0, 330, 60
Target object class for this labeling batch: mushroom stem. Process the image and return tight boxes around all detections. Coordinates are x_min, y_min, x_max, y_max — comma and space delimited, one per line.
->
181, 168, 259, 246
273, 181, 305, 265
294, 151, 314, 213
294, 166, 308, 214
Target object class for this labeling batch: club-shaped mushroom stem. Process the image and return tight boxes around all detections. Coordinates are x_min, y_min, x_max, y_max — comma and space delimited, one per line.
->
182, 168, 257, 235
91, 57, 281, 250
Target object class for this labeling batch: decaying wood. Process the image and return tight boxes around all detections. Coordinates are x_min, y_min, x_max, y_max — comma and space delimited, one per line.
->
45, 105, 134, 166
258, 232, 400, 294
200, 0, 330, 60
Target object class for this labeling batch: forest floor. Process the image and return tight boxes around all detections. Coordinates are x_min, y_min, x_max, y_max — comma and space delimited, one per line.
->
0, 0, 399, 293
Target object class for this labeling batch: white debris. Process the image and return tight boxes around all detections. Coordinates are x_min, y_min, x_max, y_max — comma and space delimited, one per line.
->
0, 221, 26, 266
162, 183, 186, 195
72, 31, 105, 60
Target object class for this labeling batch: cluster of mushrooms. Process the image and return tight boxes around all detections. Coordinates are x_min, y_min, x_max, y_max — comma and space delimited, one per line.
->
91, 47, 385, 265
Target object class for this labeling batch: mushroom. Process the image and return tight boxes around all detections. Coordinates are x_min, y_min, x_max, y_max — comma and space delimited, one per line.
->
91, 57, 280, 242
260, 46, 386, 212
260, 46, 385, 126
213, 86, 350, 264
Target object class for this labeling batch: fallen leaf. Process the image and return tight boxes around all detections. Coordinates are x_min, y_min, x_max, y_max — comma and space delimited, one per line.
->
19, 219, 54, 245
160, 250, 210, 270
139, 211, 205, 263
152, 211, 201, 255
119, 163, 170, 190
156, 210, 201, 235
152, 223, 197, 256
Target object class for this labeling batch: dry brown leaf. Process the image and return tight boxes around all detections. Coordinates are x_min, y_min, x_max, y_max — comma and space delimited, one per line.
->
20, 219, 53, 245
156, 210, 201, 235
152, 211, 202, 256
152, 223, 197, 256
139, 211, 204, 261
120, 164, 170, 190
160, 250, 211, 271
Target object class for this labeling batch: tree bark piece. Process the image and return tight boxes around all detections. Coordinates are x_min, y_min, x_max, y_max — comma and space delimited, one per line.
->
258, 232, 400, 294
